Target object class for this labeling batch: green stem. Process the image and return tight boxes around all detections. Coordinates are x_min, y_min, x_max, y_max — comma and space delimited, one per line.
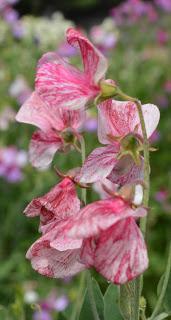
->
79, 135, 87, 205
70, 271, 86, 320
87, 271, 100, 320
117, 89, 150, 320
149, 243, 171, 320
78, 135, 99, 320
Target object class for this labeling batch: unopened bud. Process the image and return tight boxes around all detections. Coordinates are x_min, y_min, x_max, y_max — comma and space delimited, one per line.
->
119, 183, 144, 206
96, 79, 118, 103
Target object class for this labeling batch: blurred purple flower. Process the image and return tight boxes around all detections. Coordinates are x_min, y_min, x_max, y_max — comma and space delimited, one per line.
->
57, 42, 77, 58
155, 0, 171, 11
54, 295, 69, 312
12, 21, 25, 39
90, 23, 118, 54
156, 95, 169, 109
156, 30, 169, 45
33, 310, 52, 320
0, 146, 27, 183
164, 80, 171, 93
39, 291, 69, 314
111, 0, 158, 25
3, 7, 18, 24
154, 189, 168, 203
9, 76, 32, 104
83, 116, 97, 132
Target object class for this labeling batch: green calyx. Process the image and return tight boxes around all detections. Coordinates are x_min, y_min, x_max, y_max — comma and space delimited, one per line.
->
95, 80, 118, 104
118, 133, 143, 165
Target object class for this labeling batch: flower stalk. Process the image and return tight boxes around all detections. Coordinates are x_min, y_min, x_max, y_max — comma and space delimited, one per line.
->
117, 89, 150, 320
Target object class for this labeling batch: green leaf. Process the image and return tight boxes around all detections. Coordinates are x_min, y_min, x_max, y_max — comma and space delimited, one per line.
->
153, 312, 170, 320
79, 278, 104, 320
164, 272, 171, 312
104, 284, 123, 320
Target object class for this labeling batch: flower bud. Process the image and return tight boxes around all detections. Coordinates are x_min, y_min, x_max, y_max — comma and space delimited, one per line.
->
96, 79, 118, 103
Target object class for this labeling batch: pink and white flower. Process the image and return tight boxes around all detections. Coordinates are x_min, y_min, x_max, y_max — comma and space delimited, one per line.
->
78, 100, 160, 185
25, 178, 85, 278
16, 91, 85, 168
66, 196, 148, 284
35, 28, 107, 111
24, 177, 80, 230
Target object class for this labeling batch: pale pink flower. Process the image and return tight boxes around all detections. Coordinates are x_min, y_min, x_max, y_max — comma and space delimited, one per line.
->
34, 28, 107, 110
78, 100, 160, 185
25, 178, 85, 278
16, 91, 85, 168
66, 196, 148, 284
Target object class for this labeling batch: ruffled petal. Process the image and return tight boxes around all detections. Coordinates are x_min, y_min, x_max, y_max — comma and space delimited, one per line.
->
140, 104, 160, 138
26, 226, 85, 278
36, 52, 99, 110
78, 145, 119, 184
98, 100, 160, 144
93, 178, 118, 199
16, 90, 86, 131
68, 198, 147, 239
89, 218, 148, 284
24, 178, 80, 228
29, 130, 62, 168
67, 28, 108, 83
16, 91, 64, 131
108, 155, 144, 186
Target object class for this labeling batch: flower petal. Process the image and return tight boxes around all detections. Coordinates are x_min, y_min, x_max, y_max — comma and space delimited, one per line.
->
108, 155, 144, 186
29, 130, 62, 168
78, 145, 119, 184
90, 218, 148, 284
68, 198, 147, 239
16, 92, 62, 131
24, 178, 80, 228
67, 28, 108, 83
26, 231, 85, 278
98, 100, 160, 144
36, 52, 99, 110
140, 104, 160, 138
16, 91, 85, 131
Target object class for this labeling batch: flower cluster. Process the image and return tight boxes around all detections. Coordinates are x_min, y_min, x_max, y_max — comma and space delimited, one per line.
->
16, 28, 160, 284
111, 0, 158, 25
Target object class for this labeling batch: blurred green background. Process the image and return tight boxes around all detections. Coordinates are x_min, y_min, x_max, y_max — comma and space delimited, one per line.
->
0, 0, 171, 319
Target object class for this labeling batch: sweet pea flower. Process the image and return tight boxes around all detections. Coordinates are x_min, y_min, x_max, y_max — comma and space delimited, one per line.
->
66, 194, 148, 284
31, 27, 108, 111
16, 90, 85, 168
25, 178, 85, 278
78, 100, 160, 185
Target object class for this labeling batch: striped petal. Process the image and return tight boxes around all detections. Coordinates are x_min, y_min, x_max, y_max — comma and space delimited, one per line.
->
68, 198, 147, 239
98, 100, 160, 144
67, 28, 108, 84
29, 130, 62, 168
78, 145, 119, 184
